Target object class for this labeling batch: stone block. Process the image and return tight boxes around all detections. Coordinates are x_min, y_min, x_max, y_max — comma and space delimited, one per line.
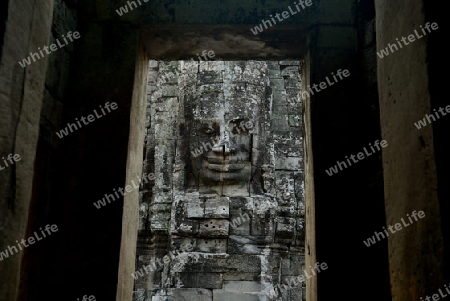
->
272, 89, 287, 105
289, 115, 302, 127
205, 197, 229, 218
181, 254, 261, 274
275, 145, 302, 158
277, 206, 298, 217
229, 82, 246, 96
289, 286, 304, 301
138, 203, 149, 231
198, 83, 223, 94
180, 272, 223, 288
280, 65, 300, 77
279, 61, 300, 65
187, 199, 204, 218
221, 181, 250, 197
275, 157, 302, 170
213, 291, 259, 301
273, 104, 288, 115
172, 219, 199, 236
284, 77, 301, 89
160, 86, 179, 97
253, 199, 269, 216
250, 218, 266, 236
170, 237, 196, 252
200, 61, 225, 72
226, 255, 261, 273
229, 212, 251, 236
275, 217, 296, 239
281, 254, 304, 276
198, 219, 229, 237
247, 81, 267, 93
267, 61, 280, 68
199, 100, 224, 117
150, 218, 169, 231
150, 203, 171, 230
287, 100, 302, 114
152, 296, 172, 301
223, 281, 265, 292
149, 60, 159, 69
228, 236, 266, 255
275, 172, 295, 194
196, 238, 227, 253
269, 78, 285, 90
157, 71, 178, 85
172, 288, 212, 301
134, 255, 153, 290
148, 70, 158, 83
268, 69, 281, 78
152, 193, 172, 203
198, 71, 223, 84
286, 89, 301, 104
222, 273, 261, 281
181, 254, 229, 272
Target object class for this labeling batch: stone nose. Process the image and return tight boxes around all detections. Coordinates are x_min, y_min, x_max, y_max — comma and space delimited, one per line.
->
212, 130, 231, 155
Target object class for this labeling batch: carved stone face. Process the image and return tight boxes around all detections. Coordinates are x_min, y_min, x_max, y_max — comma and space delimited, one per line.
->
190, 116, 255, 196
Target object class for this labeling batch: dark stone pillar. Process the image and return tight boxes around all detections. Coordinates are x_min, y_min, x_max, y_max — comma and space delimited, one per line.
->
376, 0, 447, 299
34, 23, 144, 301
0, 1, 53, 300
307, 23, 391, 300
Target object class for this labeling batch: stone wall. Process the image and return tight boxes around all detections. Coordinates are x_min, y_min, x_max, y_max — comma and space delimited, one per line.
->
375, 0, 447, 299
0, 1, 54, 300
18, 1, 77, 299
134, 60, 305, 301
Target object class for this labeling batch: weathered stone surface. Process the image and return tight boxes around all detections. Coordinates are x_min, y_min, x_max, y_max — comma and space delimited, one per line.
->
180, 272, 223, 288
187, 199, 205, 218
199, 219, 230, 237
213, 291, 260, 301
204, 197, 230, 218
172, 288, 213, 301
195, 238, 228, 253
135, 60, 304, 301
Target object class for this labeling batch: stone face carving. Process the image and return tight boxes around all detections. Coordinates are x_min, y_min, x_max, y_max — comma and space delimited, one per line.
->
135, 60, 305, 301
190, 117, 253, 196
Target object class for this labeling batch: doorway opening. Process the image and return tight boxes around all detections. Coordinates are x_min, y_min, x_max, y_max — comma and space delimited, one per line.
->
133, 59, 306, 301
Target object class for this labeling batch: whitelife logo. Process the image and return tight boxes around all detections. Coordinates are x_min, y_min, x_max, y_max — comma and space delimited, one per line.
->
0, 224, 58, 261
263, 262, 328, 298
76, 295, 96, 301
115, 0, 148, 16
93, 173, 155, 209
0, 153, 21, 171
18, 31, 80, 67
363, 210, 425, 247
56, 102, 118, 139
420, 284, 450, 301
132, 243, 195, 280
325, 140, 388, 176
289, 68, 350, 104
414, 105, 450, 129
377, 22, 439, 58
